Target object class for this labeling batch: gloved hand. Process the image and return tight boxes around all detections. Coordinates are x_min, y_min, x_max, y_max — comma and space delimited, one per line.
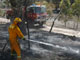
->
23, 38, 26, 40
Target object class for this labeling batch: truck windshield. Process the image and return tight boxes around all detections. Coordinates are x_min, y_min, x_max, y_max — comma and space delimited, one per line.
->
27, 7, 46, 14
35, 7, 41, 14
35, 7, 46, 14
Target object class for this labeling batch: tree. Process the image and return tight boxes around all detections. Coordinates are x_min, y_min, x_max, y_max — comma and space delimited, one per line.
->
59, 0, 72, 27
3, 0, 11, 8
71, 0, 80, 29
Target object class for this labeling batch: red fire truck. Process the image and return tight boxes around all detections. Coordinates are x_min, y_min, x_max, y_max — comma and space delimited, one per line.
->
6, 4, 48, 26
26, 4, 48, 26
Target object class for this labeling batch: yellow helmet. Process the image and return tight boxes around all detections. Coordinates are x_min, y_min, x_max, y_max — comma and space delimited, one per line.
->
14, 17, 22, 22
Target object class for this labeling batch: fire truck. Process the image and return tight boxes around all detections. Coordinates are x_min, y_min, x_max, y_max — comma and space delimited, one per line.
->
6, 4, 48, 26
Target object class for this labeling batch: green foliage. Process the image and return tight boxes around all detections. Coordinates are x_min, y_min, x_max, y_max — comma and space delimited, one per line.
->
60, 0, 71, 15
59, 0, 80, 28
3, 0, 9, 6
59, 0, 72, 22
72, 0, 80, 17
71, 0, 80, 25
60, 0, 80, 19
0, 9, 6, 17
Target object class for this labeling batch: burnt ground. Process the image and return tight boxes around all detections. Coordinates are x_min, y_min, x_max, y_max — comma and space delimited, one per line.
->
0, 23, 80, 60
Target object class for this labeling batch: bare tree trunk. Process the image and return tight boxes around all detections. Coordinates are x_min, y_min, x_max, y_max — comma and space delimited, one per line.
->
76, 21, 78, 29
73, 21, 76, 29
64, 15, 67, 27
76, 16, 79, 29
49, 11, 61, 33
64, 21, 67, 27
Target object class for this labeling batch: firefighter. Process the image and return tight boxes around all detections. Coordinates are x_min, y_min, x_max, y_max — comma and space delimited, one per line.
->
8, 17, 25, 60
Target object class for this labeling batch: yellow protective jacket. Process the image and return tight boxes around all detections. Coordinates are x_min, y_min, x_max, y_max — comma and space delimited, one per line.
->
8, 24, 24, 42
